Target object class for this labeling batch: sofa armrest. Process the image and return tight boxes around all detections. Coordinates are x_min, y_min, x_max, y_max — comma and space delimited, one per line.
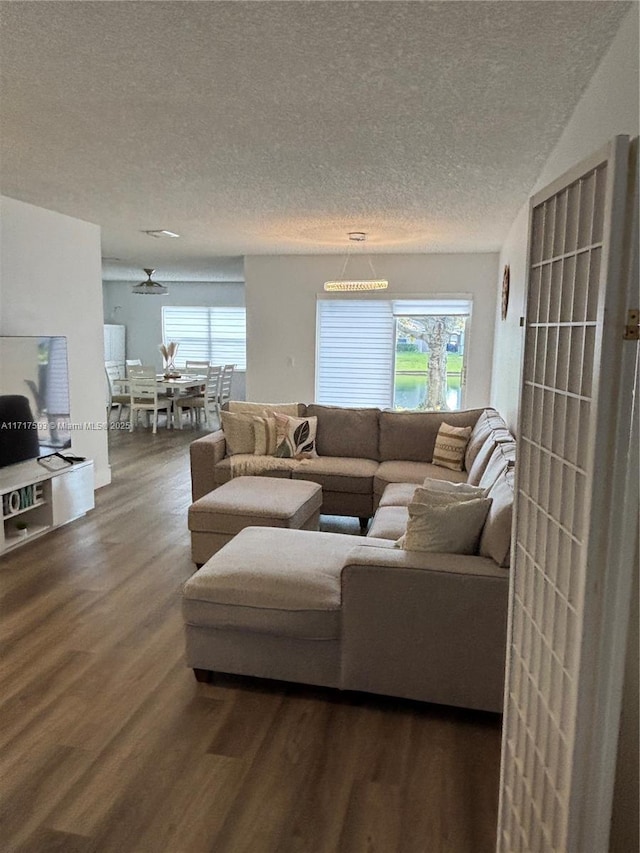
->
340, 546, 509, 712
190, 430, 227, 500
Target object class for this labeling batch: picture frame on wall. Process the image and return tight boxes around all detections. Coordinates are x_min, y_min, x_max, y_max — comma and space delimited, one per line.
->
501, 264, 510, 321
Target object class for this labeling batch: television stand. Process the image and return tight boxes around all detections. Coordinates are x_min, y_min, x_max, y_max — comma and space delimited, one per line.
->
0, 458, 94, 555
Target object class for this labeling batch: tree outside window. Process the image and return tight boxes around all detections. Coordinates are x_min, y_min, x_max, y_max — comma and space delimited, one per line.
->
394, 315, 467, 411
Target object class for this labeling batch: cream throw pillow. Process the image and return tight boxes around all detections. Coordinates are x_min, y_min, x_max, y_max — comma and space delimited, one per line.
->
252, 416, 279, 456
220, 411, 257, 455
274, 414, 318, 458
397, 490, 492, 553
432, 422, 473, 471
421, 478, 488, 497
228, 401, 300, 417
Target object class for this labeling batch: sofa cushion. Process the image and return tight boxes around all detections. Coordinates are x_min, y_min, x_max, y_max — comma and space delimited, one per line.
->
379, 409, 483, 463
367, 505, 409, 540
214, 455, 297, 486
374, 460, 467, 497
478, 443, 517, 490
464, 408, 509, 471
292, 456, 379, 494
306, 405, 380, 460
182, 527, 394, 639
378, 483, 420, 507
479, 469, 515, 567
466, 429, 515, 485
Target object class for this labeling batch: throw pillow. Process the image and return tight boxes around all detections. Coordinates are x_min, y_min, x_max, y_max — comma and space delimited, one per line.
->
228, 401, 300, 417
432, 422, 473, 471
252, 416, 279, 456
412, 486, 478, 507
220, 411, 257, 455
397, 490, 492, 554
421, 478, 488, 497
274, 414, 318, 459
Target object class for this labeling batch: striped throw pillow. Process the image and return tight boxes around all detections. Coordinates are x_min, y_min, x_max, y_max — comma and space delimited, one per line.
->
432, 422, 473, 471
252, 416, 279, 456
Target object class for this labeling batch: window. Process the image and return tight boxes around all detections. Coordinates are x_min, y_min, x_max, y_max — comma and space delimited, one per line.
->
316, 297, 471, 410
392, 299, 470, 411
316, 299, 395, 407
162, 306, 246, 369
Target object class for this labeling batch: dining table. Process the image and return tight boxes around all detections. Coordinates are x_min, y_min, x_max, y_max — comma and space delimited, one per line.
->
113, 374, 207, 429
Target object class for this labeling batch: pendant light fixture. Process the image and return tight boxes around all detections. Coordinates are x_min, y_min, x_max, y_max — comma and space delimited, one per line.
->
324, 232, 388, 292
132, 268, 169, 295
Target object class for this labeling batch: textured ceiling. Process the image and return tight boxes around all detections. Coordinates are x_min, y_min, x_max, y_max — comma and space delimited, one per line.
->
0, 1, 630, 277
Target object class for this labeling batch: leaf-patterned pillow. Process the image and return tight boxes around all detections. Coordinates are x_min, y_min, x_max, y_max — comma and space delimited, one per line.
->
274, 414, 318, 459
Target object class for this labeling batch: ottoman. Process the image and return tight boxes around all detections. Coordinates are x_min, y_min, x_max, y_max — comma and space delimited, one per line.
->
188, 476, 322, 565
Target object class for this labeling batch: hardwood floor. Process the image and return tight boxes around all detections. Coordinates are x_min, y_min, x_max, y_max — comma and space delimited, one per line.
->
0, 427, 502, 852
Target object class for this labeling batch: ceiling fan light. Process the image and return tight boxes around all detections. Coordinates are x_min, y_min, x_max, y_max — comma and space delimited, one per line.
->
132, 268, 169, 295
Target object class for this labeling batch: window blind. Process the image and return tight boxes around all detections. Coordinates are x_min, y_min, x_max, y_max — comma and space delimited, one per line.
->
316, 299, 395, 406
162, 306, 246, 369
392, 298, 472, 316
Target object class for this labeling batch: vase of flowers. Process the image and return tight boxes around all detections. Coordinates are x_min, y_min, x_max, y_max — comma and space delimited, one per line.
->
159, 341, 180, 378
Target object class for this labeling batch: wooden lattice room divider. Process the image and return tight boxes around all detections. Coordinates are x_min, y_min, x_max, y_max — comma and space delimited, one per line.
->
498, 136, 638, 852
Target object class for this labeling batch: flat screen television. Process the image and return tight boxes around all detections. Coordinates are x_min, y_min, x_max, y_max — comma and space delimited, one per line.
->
0, 336, 72, 469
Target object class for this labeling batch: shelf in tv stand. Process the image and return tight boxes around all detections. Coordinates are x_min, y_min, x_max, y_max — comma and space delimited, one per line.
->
0, 458, 94, 555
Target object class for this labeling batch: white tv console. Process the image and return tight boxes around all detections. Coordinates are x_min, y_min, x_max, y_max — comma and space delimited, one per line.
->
0, 457, 94, 555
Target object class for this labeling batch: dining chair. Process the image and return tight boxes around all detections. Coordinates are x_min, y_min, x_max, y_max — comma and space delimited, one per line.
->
125, 358, 142, 375
218, 364, 235, 409
128, 366, 171, 434
175, 360, 209, 424
174, 364, 223, 429
105, 361, 129, 422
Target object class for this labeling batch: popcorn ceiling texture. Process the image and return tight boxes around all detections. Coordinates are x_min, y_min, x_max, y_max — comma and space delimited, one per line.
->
0, 1, 629, 271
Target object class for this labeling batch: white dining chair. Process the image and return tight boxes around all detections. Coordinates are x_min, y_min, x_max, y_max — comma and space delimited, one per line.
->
175, 364, 222, 428
128, 366, 171, 434
218, 363, 235, 410
125, 358, 142, 375
105, 361, 129, 421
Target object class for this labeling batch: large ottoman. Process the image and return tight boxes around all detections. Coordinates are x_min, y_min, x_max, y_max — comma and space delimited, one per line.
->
182, 526, 393, 688
188, 476, 322, 565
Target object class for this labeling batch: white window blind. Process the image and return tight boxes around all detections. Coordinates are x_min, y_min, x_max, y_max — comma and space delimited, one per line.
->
316, 299, 395, 406
162, 306, 246, 369
392, 298, 472, 316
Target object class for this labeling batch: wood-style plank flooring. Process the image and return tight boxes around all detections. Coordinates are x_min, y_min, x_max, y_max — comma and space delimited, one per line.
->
0, 425, 502, 852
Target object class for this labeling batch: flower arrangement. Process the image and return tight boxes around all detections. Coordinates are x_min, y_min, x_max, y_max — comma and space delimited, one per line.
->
159, 341, 180, 377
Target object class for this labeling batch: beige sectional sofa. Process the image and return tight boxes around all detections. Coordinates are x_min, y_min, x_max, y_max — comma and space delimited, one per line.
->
184, 405, 516, 712
190, 404, 513, 521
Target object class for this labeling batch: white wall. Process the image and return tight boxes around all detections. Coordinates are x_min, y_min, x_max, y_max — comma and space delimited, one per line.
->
0, 196, 110, 487
103, 280, 247, 400
490, 7, 640, 431
245, 252, 499, 406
